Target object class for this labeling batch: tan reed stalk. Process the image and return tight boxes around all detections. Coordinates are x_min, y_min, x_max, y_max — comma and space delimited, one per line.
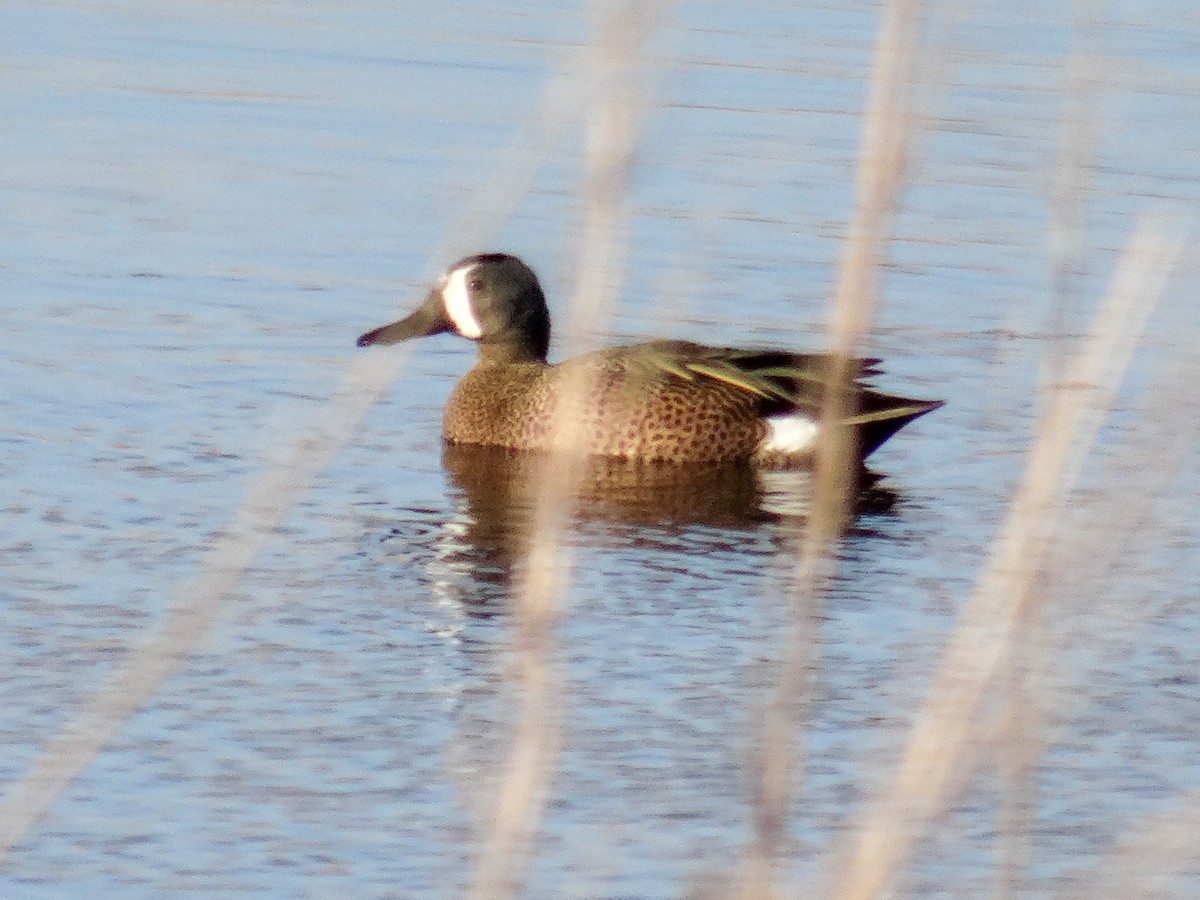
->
1067, 785, 1200, 897
737, 0, 926, 897
1046, 6, 1101, 385
0, 349, 408, 865
829, 213, 1184, 900
1023, 346, 1199, 898
438, 64, 593, 264
0, 35, 600, 871
464, 2, 657, 897
995, 12, 1103, 896
1034, 350, 1197, 689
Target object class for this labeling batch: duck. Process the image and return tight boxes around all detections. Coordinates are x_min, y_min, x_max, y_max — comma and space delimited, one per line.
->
356, 252, 943, 466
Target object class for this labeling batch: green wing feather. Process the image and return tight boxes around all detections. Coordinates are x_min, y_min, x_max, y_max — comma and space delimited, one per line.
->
627, 341, 940, 433
635, 341, 863, 409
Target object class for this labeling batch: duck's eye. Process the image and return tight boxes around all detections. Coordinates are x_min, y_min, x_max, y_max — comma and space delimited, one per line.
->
468, 277, 484, 293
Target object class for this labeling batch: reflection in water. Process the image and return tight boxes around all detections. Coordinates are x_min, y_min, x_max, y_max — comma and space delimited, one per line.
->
441, 444, 772, 590
351, 447, 918, 896
364, 446, 904, 618
445, 443, 767, 526
436, 443, 900, 588
364, 446, 904, 626
444, 443, 898, 526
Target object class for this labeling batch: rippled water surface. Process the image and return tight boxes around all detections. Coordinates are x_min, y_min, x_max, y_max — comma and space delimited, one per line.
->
4, 2, 1200, 897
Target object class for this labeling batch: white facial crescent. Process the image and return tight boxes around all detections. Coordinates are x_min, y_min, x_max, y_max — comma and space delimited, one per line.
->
441, 264, 483, 339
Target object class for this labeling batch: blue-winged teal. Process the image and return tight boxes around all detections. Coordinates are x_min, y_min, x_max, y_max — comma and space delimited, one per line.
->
357, 253, 943, 465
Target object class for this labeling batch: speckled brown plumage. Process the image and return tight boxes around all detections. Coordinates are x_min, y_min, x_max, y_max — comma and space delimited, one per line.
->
443, 343, 769, 464
357, 253, 944, 466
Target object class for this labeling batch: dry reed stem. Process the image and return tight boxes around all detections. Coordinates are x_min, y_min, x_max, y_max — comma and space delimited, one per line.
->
1046, 6, 1101, 381
1034, 348, 1197, 696
1028, 349, 1200, 896
985, 281, 1198, 900
0, 350, 408, 865
996, 14, 1103, 895
464, 3, 655, 897
739, 0, 926, 896
0, 32, 605, 870
830, 214, 1184, 900
438, 65, 592, 264
1065, 785, 1200, 897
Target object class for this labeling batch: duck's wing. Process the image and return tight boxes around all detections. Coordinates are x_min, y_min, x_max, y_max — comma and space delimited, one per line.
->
631, 340, 943, 454
625, 340, 877, 409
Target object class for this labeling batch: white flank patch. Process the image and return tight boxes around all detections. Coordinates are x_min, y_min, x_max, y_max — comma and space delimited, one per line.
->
762, 414, 819, 454
441, 263, 483, 339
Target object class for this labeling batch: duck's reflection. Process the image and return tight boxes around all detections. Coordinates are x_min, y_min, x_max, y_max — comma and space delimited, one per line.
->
435, 444, 898, 588
444, 443, 767, 524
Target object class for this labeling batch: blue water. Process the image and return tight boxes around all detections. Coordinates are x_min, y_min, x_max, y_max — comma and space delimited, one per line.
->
4, 1, 1200, 897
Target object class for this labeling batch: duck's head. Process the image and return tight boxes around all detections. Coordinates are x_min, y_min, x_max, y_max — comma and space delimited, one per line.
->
357, 253, 551, 364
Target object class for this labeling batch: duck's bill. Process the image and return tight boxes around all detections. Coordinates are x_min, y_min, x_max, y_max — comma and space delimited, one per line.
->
356, 290, 451, 347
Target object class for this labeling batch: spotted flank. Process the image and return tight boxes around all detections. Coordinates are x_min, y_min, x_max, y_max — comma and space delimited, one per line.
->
357, 253, 944, 466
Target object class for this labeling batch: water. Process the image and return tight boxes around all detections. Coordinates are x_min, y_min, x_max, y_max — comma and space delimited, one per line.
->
4, 1, 1200, 897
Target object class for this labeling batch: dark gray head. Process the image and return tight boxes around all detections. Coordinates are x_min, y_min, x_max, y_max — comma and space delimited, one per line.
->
356, 253, 551, 364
